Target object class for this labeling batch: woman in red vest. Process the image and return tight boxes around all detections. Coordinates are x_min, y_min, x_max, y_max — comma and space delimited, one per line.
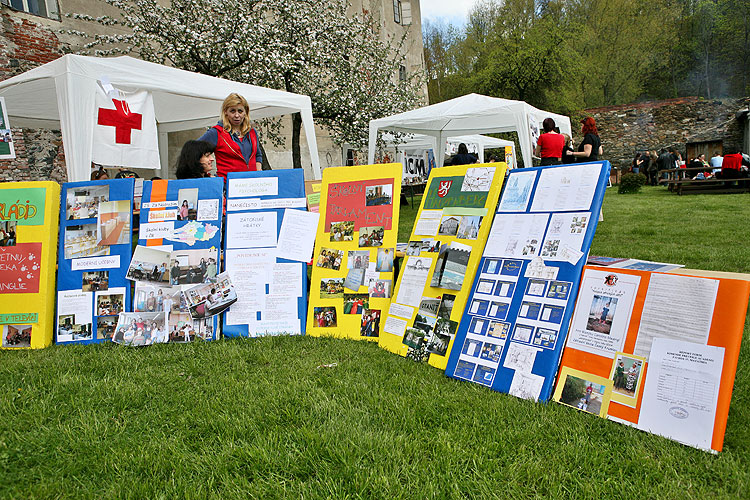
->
198, 93, 263, 178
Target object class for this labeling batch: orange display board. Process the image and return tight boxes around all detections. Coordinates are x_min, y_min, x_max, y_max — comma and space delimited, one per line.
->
555, 265, 750, 452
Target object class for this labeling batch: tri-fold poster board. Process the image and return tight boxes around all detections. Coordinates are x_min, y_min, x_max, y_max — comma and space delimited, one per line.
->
445, 162, 610, 400
306, 163, 402, 340
56, 179, 134, 344
554, 265, 750, 452
379, 162, 508, 369
0, 181, 60, 349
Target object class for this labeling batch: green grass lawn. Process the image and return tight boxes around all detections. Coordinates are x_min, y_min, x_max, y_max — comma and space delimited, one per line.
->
1, 186, 749, 499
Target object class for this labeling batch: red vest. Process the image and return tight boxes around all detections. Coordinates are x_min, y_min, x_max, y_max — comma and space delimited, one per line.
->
213, 125, 257, 179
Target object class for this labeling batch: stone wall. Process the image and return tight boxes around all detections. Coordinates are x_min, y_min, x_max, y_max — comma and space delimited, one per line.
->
582, 97, 749, 169
0, 128, 67, 183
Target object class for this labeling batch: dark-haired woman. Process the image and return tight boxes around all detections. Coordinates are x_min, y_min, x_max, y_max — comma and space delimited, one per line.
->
176, 140, 215, 179
534, 117, 564, 166
570, 117, 603, 163
451, 143, 478, 165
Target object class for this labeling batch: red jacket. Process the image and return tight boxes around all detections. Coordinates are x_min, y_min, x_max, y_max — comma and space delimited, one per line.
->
213, 125, 258, 178
722, 153, 743, 172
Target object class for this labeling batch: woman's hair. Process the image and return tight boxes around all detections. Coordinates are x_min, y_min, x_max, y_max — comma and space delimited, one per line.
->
176, 140, 215, 179
580, 117, 598, 136
91, 167, 108, 180
562, 133, 571, 146
542, 117, 556, 133
182, 200, 188, 206
221, 93, 252, 136
458, 143, 468, 154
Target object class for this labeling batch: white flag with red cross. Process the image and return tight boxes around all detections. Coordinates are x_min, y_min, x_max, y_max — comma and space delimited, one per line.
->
92, 86, 160, 169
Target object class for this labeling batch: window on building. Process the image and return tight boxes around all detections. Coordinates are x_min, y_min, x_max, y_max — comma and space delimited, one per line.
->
393, 0, 401, 24
2, 0, 59, 19
399, 65, 406, 82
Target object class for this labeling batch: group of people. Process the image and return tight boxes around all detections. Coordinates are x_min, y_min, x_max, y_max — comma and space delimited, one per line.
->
343, 296, 367, 315
315, 308, 337, 328
534, 117, 603, 166
631, 148, 750, 185
170, 257, 217, 285
359, 229, 383, 247
360, 310, 380, 337
0, 225, 16, 246
613, 360, 641, 393
317, 249, 342, 270
113, 318, 167, 346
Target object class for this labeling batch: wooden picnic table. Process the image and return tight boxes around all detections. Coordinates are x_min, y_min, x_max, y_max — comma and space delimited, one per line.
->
658, 166, 749, 195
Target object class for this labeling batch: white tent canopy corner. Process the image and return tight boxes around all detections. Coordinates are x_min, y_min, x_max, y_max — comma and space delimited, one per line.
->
381, 132, 517, 167
368, 93, 571, 170
0, 54, 322, 181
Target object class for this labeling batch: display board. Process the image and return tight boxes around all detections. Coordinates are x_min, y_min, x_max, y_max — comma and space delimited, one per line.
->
379, 163, 507, 370
56, 179, 134, 344
306, 164, 402, 340
445, 162, 610, 400
554, 265, 750, 453
223, 169, 315, 337
0, 181, 60, 349
136, 178, 224, 343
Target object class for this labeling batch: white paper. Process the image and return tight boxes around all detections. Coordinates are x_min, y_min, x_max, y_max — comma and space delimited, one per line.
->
539, 212, 591, 261
197, 199, 220, 221
384, 315, 408, 337
637, 338, 724, 451
276, 209, 319, 263
227, 197, 307, 212
388, 302, 414, 319
264, 295, 299, 321
140, 222, 174, 240
224, 248, 275, 325
498, 170, 537, 212
57, 290, 93, 325
414, 210, 442, 236
71, 255, 120, 271
226, 211, 277, 249
395, 256, 433, 307
484, 213, 549, 259
269, 263, 302, 296
141, 201, 178, 209
508, 371, 545, 401
524, 257, 559, 280
251, 317, 301, 336
503, 342, 539, 373
228, 177, 278, 198
148, 209, 179, 223
530, 163, 601, 212
634, 274, 719, 360
364, 262, 379, 286
461, 167, 495, 191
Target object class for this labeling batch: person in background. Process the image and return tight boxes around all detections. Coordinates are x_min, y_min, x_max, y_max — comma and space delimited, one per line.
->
198, 93, 263, 179
718, 149, 747, 179
176, 140, 215, 179
569, 117, 602, 163
451, 143, 478, 165
647, 150, 659, 185
631, 152, 643, 174
561, 133, 575, 164
91, 167, 109, 180
534, 117, 564, 166
640, 150, 650, 176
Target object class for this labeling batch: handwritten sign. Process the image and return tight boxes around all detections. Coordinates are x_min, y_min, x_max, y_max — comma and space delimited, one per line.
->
0, 312, 38, 324
0, 188, 46, 225
0, 242, 41, 293
325, 179, 394, 231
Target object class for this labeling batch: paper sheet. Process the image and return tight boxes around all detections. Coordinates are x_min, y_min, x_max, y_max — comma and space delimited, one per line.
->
414, 210, 442, 236
344, 268, 365, 291
388, 302, 414, 319
508, 371, 545, 401
503, 342, 539, 373
264, 295, 299, 321
226, 211, 277, 249
395, 256, 432, 307
498, 170, 537, 212
57, 290, 93, 326
384, 315, 408, 337
228, 177, 278, 198
530, 163, 600, 212
224, 248, 274, 325
269, 263, 302, 296
539, 212, 591, 260
484, 213, 550, 259
140, 222, 174, 240
637, 338, 724, 451
197, 199, 220, 221
276, 209, 320, 262
71, 255, 120, 271
633, 274, 719, 360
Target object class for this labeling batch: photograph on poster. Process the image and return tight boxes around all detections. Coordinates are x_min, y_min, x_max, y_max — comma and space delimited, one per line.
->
376, 248, 394, 272
112, 312, 168, 346
403, 327, 426, 348
320, 278, 345, 298
426, 331, 450, 356
2, 324, 32, 347
134, 283, 175, 312
183, 272, 237, 319
344, 293, 369, 315
479, 342, 503, 363
65, 224, 110, 259
610, 353, 646, 401
412, 313, 437, 335
456, 216, 482, 240
66, 185, 109, 220
512, 324, 534, 343
420, 239, 441, 253
431, 242, 471, 290
368, 279, 391, 298
330, 221, 354, 242
177, 188, 199, 221
438, 215, 460, 236
0, 129, 10, 143
96, 316, 117, 340
316, 247, 344, 270
419, 297, 441, 317
96, 292, 124, 316
365, 184, 393, 206
170, 248, 218, 285
437, 295, 456, 320
406, 241, 421, 256
97, 200, 131, 246
56, 315, 92, 342
556, 371, 611, 417
0, 220, 17, 247
358, 226, 384, 247
82, 271, 109, 292
487, 321, 510, 340
347, 250, 370, 269
434, 317, 458, 337
167, 312, 213, 342
360, 309, 381, 337
127, 246, 171, 283
586, 295, 618, 334
313, 307, 337, 328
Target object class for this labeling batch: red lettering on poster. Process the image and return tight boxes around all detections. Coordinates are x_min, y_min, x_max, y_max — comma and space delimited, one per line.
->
325, 178, 394, 232
0, 242, 42, 294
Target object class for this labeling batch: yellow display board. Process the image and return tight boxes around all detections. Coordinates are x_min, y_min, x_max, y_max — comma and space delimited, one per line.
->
0, 181, 60, 349
306, 164, 402, 340
379, 163, 507, 370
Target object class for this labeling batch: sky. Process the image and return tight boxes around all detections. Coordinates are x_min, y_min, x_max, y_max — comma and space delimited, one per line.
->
420, 0, 472, 28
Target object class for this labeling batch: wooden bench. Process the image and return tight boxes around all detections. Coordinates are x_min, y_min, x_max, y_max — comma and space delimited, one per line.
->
659, 167, 749, 195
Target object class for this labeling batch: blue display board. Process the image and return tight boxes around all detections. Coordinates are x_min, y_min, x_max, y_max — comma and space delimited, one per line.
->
138, 177, 224, 342
56, 178, 134, 344
222, 169, 308, 337
445, 162, 610, 402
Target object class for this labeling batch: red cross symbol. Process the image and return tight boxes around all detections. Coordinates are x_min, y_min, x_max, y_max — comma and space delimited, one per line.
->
97, 99, 142, 144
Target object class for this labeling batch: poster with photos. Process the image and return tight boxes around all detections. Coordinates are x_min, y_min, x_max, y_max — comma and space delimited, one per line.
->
379, 162, 507, 370
56, 178, 134, 345
445, 162, 610, 402
307, 163, 402, 341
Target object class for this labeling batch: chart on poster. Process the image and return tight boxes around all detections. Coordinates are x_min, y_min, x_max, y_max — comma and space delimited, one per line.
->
223, 169, 314, 338
445, 162, 610, 400
56, 179, 134, 344
0, 181, 60, 349
554, 265, 749, 453
306, 164, 402, 341
379, 163, 507, 370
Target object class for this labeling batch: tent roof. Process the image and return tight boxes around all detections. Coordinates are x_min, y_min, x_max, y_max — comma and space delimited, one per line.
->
382, 132, 514, 150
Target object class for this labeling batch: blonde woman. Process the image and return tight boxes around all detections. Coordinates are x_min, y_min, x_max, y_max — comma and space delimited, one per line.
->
199, 93, 263, 178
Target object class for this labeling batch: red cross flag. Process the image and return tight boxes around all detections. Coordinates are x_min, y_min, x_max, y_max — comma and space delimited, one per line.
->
92, 87, 160, 169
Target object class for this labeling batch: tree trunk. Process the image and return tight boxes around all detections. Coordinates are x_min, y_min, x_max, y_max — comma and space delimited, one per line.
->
292, 112, 302, 169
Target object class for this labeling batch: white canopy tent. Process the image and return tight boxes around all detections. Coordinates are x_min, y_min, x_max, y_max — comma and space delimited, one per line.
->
0, 54, 322, 181
368, 93, 571, 169
382, 133, 517, 167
